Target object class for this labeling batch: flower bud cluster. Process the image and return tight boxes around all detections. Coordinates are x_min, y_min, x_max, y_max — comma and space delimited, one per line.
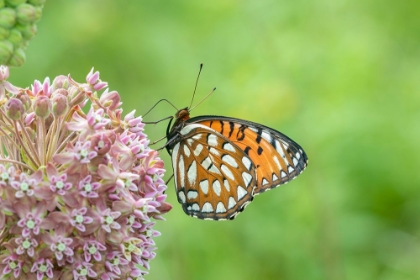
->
0, 66, 171, 279
0, 0, 45, 67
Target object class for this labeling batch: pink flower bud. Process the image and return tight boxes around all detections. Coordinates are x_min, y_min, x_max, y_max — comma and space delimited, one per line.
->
33, 95, 51, 119
100, 89, 121, 110
52, 93, 68, 117
68, 86, 86, 107
52, 76, 69, 90
86, 68, 99, 85
52, 88, 68, 97
16, 92, 31, 112
5, 98, 24, 120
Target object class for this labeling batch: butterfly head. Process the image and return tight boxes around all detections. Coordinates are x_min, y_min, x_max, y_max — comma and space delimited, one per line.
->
175, 107, 191, 122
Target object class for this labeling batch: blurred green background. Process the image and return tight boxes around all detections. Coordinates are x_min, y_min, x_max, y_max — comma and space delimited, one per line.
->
8, 1, 420, 279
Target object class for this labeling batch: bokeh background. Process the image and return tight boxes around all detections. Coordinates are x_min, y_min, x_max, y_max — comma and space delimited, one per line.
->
9, 1, 420, 279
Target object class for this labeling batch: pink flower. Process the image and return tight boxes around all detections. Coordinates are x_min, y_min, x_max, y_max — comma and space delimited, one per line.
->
83, 240, 106, 262
30, 258, 54, 279
105, 251, 129, 275
72, 262, 97, 279
1, 253, 23, 278
31, 77, 52, 97
16, 202, 46, 237
15, 236, 38, 257
46, 164, 72, 195
78, 175, 101, 198
98, 207, 121, 233
10, 170, 42, 198
86, 67, 108, 91
100, 89, 121, 110
69, 207, 94, 232
42, 231, 74, 263
124, 110, 146, 138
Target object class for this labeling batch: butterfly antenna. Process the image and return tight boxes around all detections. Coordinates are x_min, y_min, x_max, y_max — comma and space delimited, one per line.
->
190, 87, 216, 112
189, 63, 204, 110
143, 98, 178, 118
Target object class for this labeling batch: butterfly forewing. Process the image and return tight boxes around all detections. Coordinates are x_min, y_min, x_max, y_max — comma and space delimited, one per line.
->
171, 124, 256, 220
189, 116, 308, 194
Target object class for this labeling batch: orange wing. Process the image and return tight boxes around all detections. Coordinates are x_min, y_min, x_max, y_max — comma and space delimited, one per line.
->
188, 116, 308, 194
170, 123, 257, 220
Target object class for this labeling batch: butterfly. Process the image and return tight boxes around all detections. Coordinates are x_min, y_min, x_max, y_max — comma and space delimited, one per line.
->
165, 107, 308, 220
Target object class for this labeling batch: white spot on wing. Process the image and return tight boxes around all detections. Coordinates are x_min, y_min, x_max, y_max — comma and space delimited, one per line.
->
180, 124, 199, 136
178, 154, 185, 187
201, 157, 221, 175
191, 203, 200, 211
261, 131, 272, 142
262, 178, 269, 186
216, 202, 226, 213
224, 179, 230, 192
178, 191, 186, 203
209, 147, 220, 156
212, 180, 222, 196
194, 144, 203, 156
272, 173, 279, 181
221, 165, 235, 180
273, 156, 282, 170
237, 186, 247, 200
223, 143, 236, 152
222, 155, 238, 168
183, 145, 190, 157
200, 180, 209, 195
288, 166, 294, 173
187, 190, 198, 199
242, 157, 252, 170
242, 172, 253, 187
187, 161, 197, 185
281, 171, 287, 178
202, 202, 214, 213
209, 165, 221, 175
296, 152, 301, 160
275, 140, 286, 158
192, 134, 202, 140
208, 134, 218, 147
293, 157, 298, 167
228, 197, 236, 209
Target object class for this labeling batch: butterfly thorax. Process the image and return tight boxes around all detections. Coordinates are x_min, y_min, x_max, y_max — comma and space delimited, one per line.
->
165, 107, 191, 154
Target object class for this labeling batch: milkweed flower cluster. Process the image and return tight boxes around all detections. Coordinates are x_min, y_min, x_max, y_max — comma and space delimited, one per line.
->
0, 66, 172, 279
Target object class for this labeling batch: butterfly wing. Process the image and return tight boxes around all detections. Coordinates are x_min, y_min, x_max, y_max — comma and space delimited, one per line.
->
187, 116, 308, 194
170, 123, 257, 220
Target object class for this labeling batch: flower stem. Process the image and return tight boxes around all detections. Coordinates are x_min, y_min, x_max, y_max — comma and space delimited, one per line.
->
0, 158, 35, 172
13, 121, 40, 167
18, 119, 42, 165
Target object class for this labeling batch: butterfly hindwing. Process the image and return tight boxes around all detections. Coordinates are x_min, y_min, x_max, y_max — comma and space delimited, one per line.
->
187, 116, 308, 194
171, 124, 257, 220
